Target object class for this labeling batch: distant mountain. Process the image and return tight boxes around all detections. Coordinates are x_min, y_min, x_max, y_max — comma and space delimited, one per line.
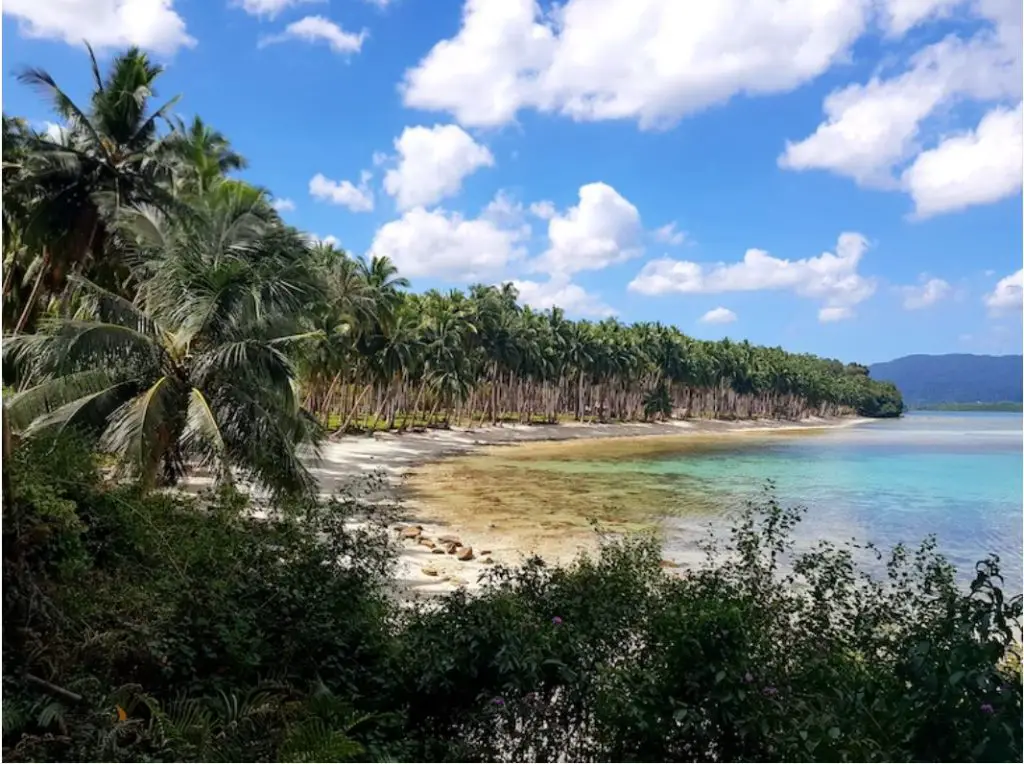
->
869, 354, 1023, 407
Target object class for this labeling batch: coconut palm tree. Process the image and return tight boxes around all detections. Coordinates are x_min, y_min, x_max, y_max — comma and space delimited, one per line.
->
4, 180, 323, 497
163, 115, 248, 194
7, 45, 181, 331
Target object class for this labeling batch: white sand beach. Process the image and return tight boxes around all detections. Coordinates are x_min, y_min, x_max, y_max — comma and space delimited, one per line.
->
304, 417, 869, 599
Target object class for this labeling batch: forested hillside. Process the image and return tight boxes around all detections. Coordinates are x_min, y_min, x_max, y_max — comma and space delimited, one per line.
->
869, 354, 1022, 407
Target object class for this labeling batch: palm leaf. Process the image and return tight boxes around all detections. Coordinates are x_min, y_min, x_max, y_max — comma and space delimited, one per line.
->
21, 379, 140, 438
181, 387, 229, 480
6, 369, 119, 431
98, 375, 181, 485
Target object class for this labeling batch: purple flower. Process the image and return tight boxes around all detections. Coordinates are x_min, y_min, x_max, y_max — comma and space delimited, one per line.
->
743, 672, 754, 684
552, 616, 563, 625
762, 686, 778, 697
492, 697, 505, 707
980, 703, 995, 715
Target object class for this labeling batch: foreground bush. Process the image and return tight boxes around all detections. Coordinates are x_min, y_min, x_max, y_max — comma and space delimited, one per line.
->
2, 435, 1021, 762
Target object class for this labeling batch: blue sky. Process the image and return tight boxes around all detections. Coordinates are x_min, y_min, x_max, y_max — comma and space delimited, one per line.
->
3, 0, 1022, 364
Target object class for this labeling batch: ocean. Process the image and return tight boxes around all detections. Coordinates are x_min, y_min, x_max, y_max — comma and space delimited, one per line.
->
644, 412, 1023, 595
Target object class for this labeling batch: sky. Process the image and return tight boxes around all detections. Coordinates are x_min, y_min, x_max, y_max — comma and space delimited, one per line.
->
2, 0, 1022, 365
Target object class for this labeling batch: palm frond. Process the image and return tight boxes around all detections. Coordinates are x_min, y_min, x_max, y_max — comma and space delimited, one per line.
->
181, 387, 229, 480
98, 375, 182, 486
21, 379, 140, 439
5, 368, 120, 431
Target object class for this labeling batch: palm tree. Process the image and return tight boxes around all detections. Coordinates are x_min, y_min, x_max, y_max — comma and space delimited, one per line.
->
4, 181, 323, 497
7, 45, 180, 331
163, 115, 248, 194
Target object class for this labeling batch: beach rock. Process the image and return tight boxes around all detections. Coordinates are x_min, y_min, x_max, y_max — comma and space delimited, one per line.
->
480, 549, 492, 556
438, 535, 462, 545
456, 546, 474, 561
401, 526, 422, 539
482, 557, 494, 564
418, 538, 435, 549
445, 543, 460, 555
421, 566, 440, 577
431, 547, 446, 555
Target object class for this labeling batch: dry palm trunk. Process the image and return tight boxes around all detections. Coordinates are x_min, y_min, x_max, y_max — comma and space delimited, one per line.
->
338, 383, 373, 434
14, 247, 49, 334
400, 379, 429, 431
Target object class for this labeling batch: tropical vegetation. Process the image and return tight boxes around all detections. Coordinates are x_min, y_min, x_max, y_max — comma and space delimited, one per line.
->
3, 47, 902, 498
2, 46, 1018, 764
2, 434, 1020, 762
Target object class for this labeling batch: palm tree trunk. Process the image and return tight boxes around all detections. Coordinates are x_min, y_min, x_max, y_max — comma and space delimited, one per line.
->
338, 383, 372, 434
14, 248, 50, 334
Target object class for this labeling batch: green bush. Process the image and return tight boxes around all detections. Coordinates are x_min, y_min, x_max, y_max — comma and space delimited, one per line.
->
3, 435, 1020, 762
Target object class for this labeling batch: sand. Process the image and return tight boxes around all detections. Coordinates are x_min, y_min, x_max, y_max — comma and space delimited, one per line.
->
304, 417, 869, 600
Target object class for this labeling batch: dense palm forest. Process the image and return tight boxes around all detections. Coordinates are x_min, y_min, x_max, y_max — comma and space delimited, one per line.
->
2, 48, 1018, 764
1, 47, 901, 498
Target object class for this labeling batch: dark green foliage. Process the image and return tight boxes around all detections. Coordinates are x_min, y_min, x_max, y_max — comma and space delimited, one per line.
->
3, 436, 1020, 762
854, 378, 904, 418
870, 354, 1023, 407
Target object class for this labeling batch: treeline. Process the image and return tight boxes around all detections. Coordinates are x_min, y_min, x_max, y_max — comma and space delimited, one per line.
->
3, 46, 900, 499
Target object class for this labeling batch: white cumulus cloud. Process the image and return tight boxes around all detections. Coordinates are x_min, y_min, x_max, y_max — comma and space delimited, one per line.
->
629, 232, 875, 322
401, 0, 870, 129
984, 269, 1023, 313
271, 197, 297, 212
233, 0, 322, 18
902, 102, 1023, 218
4, 0, 195, 55
259, 15, 366, 54
309, 171, 374, 212
382, 124, 494, 210
780, 2, 1021, 215
532, 182, 642, 276
511, 276, 615, 317
367, 205, 527, 281
699, 307, 737, 324
900, 276, 951, 309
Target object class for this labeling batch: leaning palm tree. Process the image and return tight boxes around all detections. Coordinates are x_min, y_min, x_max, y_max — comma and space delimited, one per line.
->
4, 180, 324, 498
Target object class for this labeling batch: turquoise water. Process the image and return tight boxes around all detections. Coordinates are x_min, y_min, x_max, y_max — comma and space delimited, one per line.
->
548, 412, 1023, 593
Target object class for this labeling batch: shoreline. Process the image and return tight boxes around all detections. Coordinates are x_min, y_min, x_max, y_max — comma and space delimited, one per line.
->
305, 416, 871, 599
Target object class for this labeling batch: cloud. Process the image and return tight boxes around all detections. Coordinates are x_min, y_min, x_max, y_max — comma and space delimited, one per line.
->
367, 205, 527, 280
879, 0, 967, 37
259, 15, 366, 54
233, 0, 322, 18
629, 232, 875, 322
271, 197, 297, 212
308, 233, 341, 248
4, 0, 195, 55
382, 124, 494, 210
818, 306, 854, 322
653, 222, 686, 245
401, 0, 869, 129
984, 269, 1023, 313
902, 102, 1023, 218
531, 182, 642, 276
309, 171, 374, 212
511, 276, 615, 317
900, 276, 951, 309
699, 307, 737, 324
528, 200, 556, 220
779, 31, 1019, 187
780, 3, 1021, 214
